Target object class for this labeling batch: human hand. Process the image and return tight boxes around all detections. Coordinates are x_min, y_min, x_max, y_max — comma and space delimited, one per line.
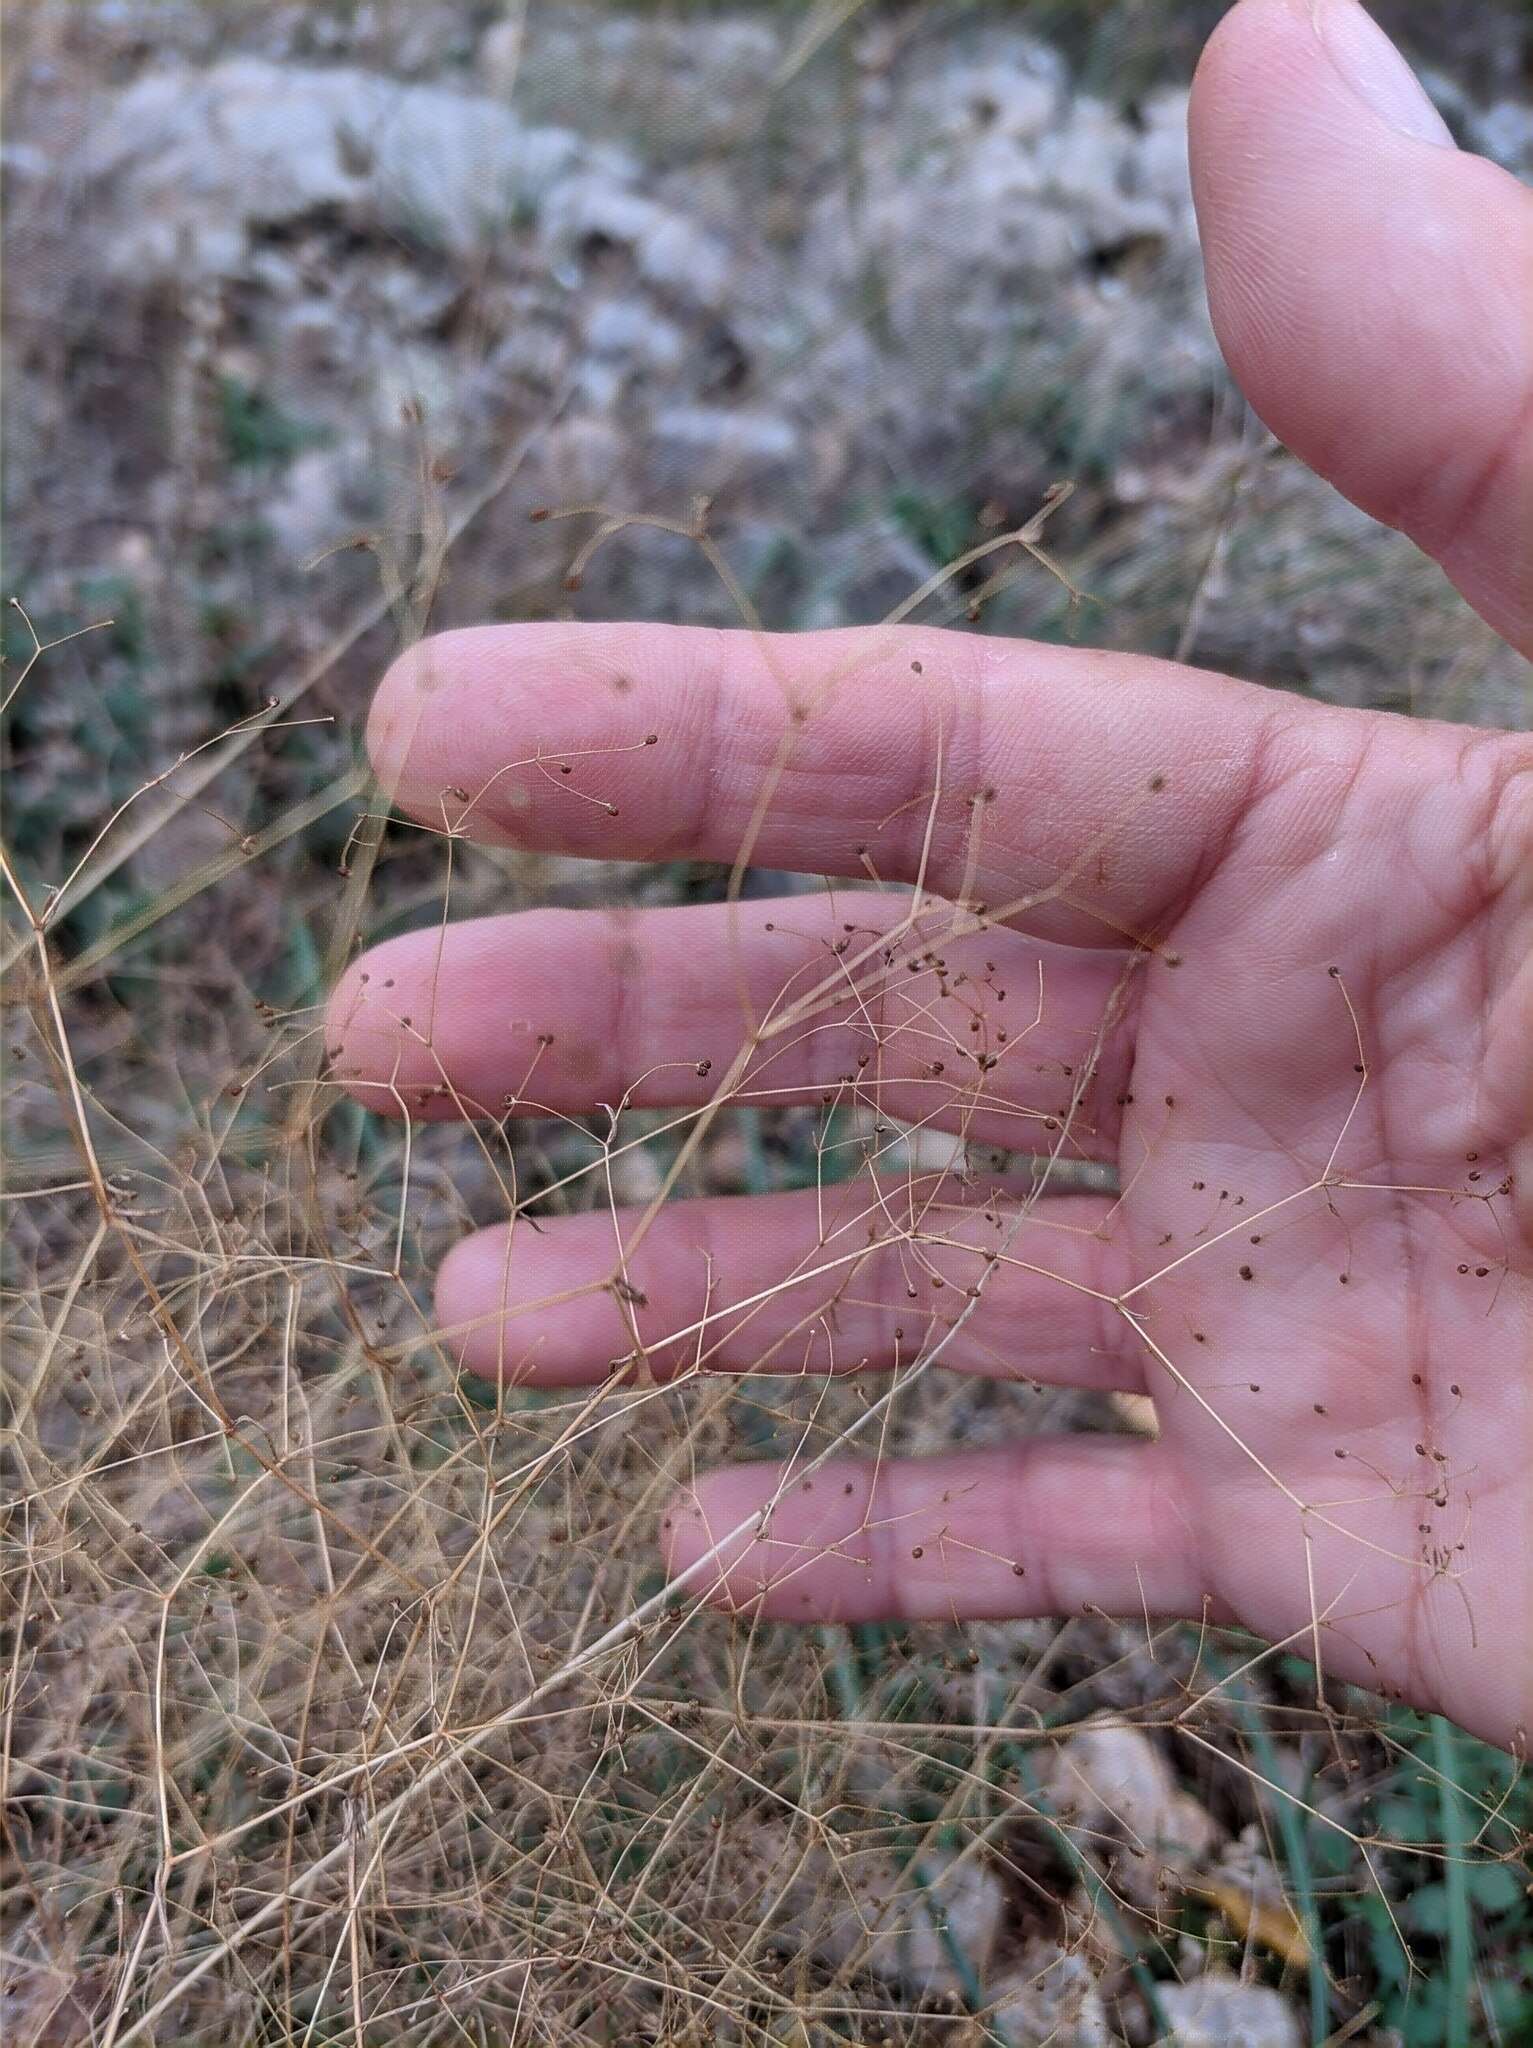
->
328, 0, 1533, 1752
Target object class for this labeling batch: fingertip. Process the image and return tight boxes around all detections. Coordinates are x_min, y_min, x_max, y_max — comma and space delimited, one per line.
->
434, 1227, 503, 1375
365, 627, 512, 820
1193, 0, 1452, 157
365, 635, 446, 815
662, 1466, 779, 1611
436, 1216, 644, 1385
1190, 0, 1533, 652
1190, 0, 1306, 137
321, 931, 428, 1115
321, 948, 389, 1100
660, 1478, 717, 1591
1309, 0, 1455, 148
663, 1460, 878, 1616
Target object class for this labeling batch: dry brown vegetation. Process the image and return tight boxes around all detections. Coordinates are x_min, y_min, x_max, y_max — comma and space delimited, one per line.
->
5, 5, 1533, 2046
6, 493, 1532, 2045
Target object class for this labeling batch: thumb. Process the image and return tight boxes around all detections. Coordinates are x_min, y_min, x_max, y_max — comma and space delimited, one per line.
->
1190, 0, 1533, 660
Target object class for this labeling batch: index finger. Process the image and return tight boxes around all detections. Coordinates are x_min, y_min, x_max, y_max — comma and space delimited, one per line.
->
367, 621, 1318, 946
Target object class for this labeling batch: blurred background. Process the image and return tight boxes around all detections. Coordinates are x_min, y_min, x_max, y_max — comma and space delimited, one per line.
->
4, 5, 1532, 2046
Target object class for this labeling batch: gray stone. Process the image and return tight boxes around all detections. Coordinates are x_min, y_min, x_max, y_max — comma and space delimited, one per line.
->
991, 1945, 1113, 2047
1155, 1975, 1304, 2048
10, 0, 1522, 817
541, 175, 731, 307
813, 1846, 1008, 1996
78, 58, 607, 278
647, 405, 799, 494
583, 298, 685, 371
1042, 1717, 1219, 1903
1474, 98, 1533, 176
733, 1825, 1007, 2000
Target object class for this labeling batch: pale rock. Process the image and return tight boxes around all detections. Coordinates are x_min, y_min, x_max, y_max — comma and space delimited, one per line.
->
990, 1944, 1113, 2047
1131, 89, 1196, 212
263, 446, 353, 561
647, 405, 799, 494
242, 247, 305, 299
370, 348, 460, 434
638, 212, 731, 306
571, 358, 626, 413
810, 1847, 1008, 1996
489, 318, 571, 393
898, 1125, 969, 1177
1, 141, 51, 184
938, 62, 1061, 145
78, 59, 607, 278
794, 518, 949, 634
1043, 1717, 1218, 1900
542, 175, 731, 306
530, 416, 626, 501
479, 14, 525, 98
1036, 97, 1173, 260
800, 51, 1194, 386
1154, 1975, 1304, 2048
273, 296, 352, 376
1475, 97, 1533, 175
733, 1825, 1006, 1998
510, 12, 781, 158
583, 298, 686, 372
1036, 95, 1132, 204
605, 1142, 666, 1207
543, 176, 668, 252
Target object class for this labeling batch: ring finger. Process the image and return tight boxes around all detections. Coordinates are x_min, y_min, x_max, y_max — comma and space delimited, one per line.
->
327, 891, 1139, 1157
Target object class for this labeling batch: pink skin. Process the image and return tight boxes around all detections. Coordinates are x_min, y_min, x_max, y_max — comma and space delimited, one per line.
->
327, 0, 1533, 1751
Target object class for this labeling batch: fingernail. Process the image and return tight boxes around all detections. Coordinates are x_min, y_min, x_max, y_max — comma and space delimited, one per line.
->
1313, 0, 1456, 147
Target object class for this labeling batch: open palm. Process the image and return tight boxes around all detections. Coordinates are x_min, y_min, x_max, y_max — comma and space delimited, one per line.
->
331, 0, 1533, 1751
